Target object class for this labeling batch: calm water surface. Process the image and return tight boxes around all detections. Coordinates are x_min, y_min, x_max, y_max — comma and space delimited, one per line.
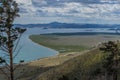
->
0, 28, 117, 63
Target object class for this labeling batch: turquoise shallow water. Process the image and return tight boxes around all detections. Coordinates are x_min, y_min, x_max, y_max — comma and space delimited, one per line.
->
0, 27, 116, 63
14, 34, 58, 63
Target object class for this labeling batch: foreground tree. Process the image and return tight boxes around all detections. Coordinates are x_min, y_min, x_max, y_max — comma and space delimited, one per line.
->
99, 41, 120, 80
0, 0, 26, 80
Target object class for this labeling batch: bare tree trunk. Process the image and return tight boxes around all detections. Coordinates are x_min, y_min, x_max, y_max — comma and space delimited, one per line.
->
8, 25, 14, 80
113, 73, 117, 80
113, 53, 118, 80
10, 49, 14, 80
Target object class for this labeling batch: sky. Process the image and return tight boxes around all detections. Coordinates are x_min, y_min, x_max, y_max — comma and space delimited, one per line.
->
14, 0, 120, 24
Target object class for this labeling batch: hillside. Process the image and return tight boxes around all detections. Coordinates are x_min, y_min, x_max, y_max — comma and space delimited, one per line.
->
16, 48, 120, 80
5, 47, 118, 80
35, 48, 105, 80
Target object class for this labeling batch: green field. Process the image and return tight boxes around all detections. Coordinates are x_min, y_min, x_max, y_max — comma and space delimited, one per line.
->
29, 34, 120, 53
29, 35, 90, 53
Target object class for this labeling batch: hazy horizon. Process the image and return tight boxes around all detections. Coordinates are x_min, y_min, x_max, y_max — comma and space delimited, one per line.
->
14, 21, 120, 25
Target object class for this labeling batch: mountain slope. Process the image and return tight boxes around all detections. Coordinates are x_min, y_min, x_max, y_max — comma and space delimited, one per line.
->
35, 48, 105, 80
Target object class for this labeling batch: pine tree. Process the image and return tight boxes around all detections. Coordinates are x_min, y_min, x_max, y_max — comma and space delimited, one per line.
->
99, 41, 120, 80
0, 0, 26, 80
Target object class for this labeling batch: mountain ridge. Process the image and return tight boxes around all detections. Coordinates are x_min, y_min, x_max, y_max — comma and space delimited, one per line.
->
14, 22, 120, 28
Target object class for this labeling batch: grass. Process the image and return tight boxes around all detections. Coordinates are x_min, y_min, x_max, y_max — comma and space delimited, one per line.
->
29, 34, 120, 53
36, 48, 106, 80
0, 47, 117, 80
14, 49, 101, 80
36, 48, 120, 80
29, 35, 90, 53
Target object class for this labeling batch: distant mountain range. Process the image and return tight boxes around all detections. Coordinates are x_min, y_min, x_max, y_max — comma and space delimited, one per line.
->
14, 22, 120, 29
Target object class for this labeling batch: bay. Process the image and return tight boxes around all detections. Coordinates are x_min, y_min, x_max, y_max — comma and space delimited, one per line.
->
0, 27, 117, 63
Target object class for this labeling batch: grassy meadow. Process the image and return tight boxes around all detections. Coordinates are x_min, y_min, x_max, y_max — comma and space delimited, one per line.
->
29, 34, 120, 53
29, 35, 89, 53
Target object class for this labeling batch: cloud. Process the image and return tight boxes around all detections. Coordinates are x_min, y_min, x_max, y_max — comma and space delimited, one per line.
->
15, 0, 32, 5
100, 0, 120, 4
14, 0, 120, 24
32, 0, 48, 7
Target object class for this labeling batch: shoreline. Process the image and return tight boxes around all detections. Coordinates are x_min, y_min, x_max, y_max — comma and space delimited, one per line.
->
24, 50, 91, 67
29, 37, 59, 55
27, 34, 120, 65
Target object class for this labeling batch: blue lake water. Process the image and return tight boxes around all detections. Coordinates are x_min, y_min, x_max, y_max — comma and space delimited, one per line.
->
0, 27, 117, 63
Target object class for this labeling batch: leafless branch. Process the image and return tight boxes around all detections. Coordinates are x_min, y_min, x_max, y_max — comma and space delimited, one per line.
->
13, 46, 22, 59
13, 34, 22, 52
0, 67, 10, 80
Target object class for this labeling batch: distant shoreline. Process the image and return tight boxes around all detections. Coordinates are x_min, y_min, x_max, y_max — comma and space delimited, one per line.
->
40, 32, 120, 36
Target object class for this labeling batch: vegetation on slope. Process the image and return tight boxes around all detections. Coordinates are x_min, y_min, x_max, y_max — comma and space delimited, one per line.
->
36, 48, 120, 80
4, 47, 119, 80
36, 48, 106, 80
